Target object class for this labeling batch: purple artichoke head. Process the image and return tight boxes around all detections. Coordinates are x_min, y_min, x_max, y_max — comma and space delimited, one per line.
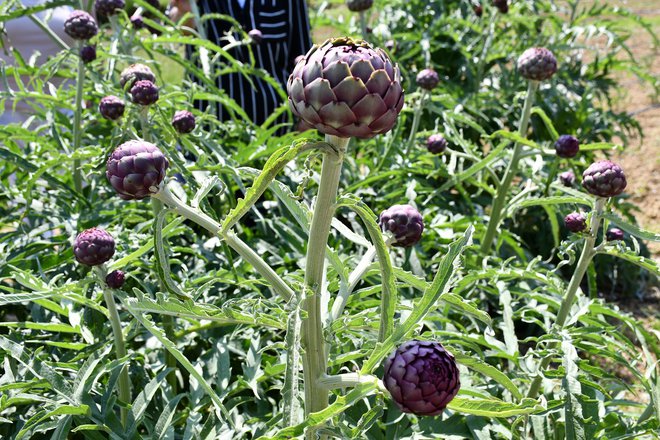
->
606, 228, 624, 241
416, 68, 439, 90
582, 160, 627, 198
64, 10, 98, 40
378, 204, 424, 247
99, 95, 125, 121
287, 37, 404, 139
106, 140, 169, 200
426, 134, 447, 155
564, 212, 587, 233
80, 45, 97, 63
517, 47, 557, 81
95, 0, 125, 18
493, 0, 508, 13
248, 29, 263, 44
346, 0, 373, 12
106, 270, 126, 288
74, 228, 115, 266
131, 13, 144, 29
120, 63, 156, 89
555, 135, 580, 158
130, 80, 159, 106
559, 171, 575, 187
172, 110, 196, 134
383, 340, 460, 416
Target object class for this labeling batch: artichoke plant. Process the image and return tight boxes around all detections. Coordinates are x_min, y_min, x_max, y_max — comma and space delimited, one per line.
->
172, 110, 196, 134
416, 68, 439, 90
106, 140, 169, 200
582, 160, 627, 198
130, 80, 159, 106
378, 204, 424, 247
106, 270, 126, 289
287, 37, 404, 139
555, 135, 580, 158
426, 134, 447, 154
606, 228, 624, 241
383, 340, 460, 416
73, 228, 115, 266
517, 47, 557, 81
564, 212, 587, 233
120, 63, 156, 89
99, 96, 126, 121
64, 10, 98, 40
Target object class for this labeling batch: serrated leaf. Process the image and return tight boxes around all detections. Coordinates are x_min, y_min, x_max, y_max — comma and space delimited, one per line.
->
602, 212, 660, 242
447, 397, 543, 417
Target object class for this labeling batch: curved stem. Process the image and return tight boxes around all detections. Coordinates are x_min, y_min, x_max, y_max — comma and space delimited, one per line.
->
301, 134, 348, 434
72, 41, 85, 193
359, 11, 368, 40
480, 80, 538, 253
331, 246, 376, 321
526, 198, 605, 399
152, 185, 294, 301
94, 267, 131, 425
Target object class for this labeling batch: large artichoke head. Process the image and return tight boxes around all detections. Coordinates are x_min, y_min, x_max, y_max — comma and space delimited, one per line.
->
287, 37, 404, 139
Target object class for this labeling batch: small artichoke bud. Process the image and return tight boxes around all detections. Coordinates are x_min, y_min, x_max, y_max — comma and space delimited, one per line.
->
106, 140, 169, 200
416, 68, 440, 91
426, 134, 448, 155
130, 80, 159, 106
80, 45, 97, 63
74, 228, 115, 266
517, 47, 557, 81
120, 63, 156, 89
582, 160, 627, 198
171, 110, 196, 134
606, 228, 624, 241
384, 39, 395, 51
378, 204, 424, 247
564, 212, 587, 233
99, 95, 126, 121
473, 4, 483, 17
287, 37, 404, 139
559, 171, 575, 187
131, 13, 144, 29
95, 0, 125, 18
383, 340, 460, 416
64, 10, 98, 40
248, 29, 263, 44
554, 135, 580, 158
105, 270, 126, 289
346, 0, 373, 12
493, 0, 508, 13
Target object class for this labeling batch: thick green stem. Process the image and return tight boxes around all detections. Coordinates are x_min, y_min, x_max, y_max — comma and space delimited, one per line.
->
317, 373, 382, 390
404, 90, 428, 159
526, 198, 605, 398
72, 42, 85, 193
152, 185, 294, 301
480, 80, 538, 253
359, 11, 368, 40
94, 267, 131, 425
301, 135, 348, 433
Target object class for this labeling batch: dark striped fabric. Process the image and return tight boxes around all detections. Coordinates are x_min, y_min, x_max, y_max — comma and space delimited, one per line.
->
190, 0, 312, 125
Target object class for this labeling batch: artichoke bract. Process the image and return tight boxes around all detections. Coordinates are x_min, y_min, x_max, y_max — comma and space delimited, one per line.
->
582, 160, 627, 198
426, 134, 447, 155
383, 340, 460, 416
378, 204, 424, 247
559, 170, 575, 187
106, 140, 169, 200
287, 37, 404, 139
130, 80, 159, 106
416, 68, 439, 91
74, 228, 115, 266
80, 45, 97, 64
606, 228, 624, 241
564, 212, 587, 233
99, 96, 126, 121
517, 47, 557, 81
172, 110, 196, 134
106, 270, 125, 289
346, 0, 373, 12
95, 0, 125, 18
555, 135, 580, 158
120, 63, 156, 89
64, 10, 98, 40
